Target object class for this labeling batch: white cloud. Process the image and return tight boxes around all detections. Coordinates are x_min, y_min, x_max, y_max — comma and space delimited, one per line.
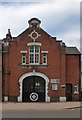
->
0, 1, 80, 50
57, 30, 80, 50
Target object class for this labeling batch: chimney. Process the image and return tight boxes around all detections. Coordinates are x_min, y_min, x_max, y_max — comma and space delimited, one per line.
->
6, 29, 12, 40
8, 29, 11, 35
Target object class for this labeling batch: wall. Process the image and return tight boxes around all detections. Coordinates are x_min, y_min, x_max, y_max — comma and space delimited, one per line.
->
2, 26, 80, 102
3, 27, 66, 102
66, 55, 80, 101
0, 42, 2, 101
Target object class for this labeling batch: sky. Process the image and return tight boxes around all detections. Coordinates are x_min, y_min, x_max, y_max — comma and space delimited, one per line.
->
0, 0, 81, 52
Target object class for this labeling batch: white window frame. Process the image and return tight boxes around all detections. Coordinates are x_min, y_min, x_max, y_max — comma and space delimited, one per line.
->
27, 42, 41, 46
74, 83, 79, 94
41, 51, 48, 53
52, 84, 58, 91
20, 51, 27, 54
22, 53, 26, 64
41, 51, 48, 65
42, 53, 47, 64
29, 46, 40, 64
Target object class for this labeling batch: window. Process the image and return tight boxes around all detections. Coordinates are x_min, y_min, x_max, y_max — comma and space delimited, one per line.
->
22, 53, 26, 64
29, 46, 40, 64
43, 53, 47, 64
74, 83, 78, 94
41, 51, 48, 64
52, 84, 58, 90
32, 24, 37, 28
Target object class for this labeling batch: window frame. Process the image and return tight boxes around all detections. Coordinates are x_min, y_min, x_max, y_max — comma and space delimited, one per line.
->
22, 53, 26, 64
42, 53, 47, 64
74, 83, 79, 94
29, 46, 40, 64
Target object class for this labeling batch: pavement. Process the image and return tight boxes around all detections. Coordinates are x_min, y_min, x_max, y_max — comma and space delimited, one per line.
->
1, 102, 81, 111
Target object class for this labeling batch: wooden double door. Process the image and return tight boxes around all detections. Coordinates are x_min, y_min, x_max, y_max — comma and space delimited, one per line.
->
22, 76, 45, 102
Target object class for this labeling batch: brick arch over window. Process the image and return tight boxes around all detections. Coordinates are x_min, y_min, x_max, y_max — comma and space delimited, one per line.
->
18, 72, 50, 102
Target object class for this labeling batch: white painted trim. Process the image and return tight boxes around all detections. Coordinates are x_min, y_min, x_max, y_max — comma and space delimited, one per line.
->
28, 30, 41, 42
4, 96, 8, 102
4, 42, 9, 46
41, 51, 48, 53
42, 63, 47, 65
22, 54, 26, 64
59, 97, 66, 102
74, 83, 78, 93
20, 51, 27, 53
42, 53, 47, 64
29, 20, 40, 27
21, 63, 27, 65
29, 63, 40, 65
18, 72, 50, 102
74, 92, 79, 94
29, 46, 40, 64
27, 42, 41, 46
21, 63, 48, 67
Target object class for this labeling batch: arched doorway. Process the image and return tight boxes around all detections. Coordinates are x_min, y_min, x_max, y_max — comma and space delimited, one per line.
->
18, 72, 50, 102
22, 76, 45, 102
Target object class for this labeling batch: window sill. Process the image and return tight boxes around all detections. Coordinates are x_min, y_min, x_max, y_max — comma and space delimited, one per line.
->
29, 63, 40, 65
21, 63, 48, 68
74, 92, 79, 95
21, 63, 26, 65
42, 63, 47, 65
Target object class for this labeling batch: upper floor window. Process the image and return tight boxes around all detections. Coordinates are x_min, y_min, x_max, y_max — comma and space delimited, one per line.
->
29, 46, 40, 64
20, 51, 27, 65
74, 83, 78, 94
41, 51, 48, 65
43, 53, 47, 64
22, 53, 26, 64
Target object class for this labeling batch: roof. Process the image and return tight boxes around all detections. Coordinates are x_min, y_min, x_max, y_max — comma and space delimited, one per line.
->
28, 18, 41, 24
66, 47, 81, 55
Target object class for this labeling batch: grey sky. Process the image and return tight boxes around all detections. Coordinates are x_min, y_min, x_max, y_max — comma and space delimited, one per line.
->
0, 0, 81, 52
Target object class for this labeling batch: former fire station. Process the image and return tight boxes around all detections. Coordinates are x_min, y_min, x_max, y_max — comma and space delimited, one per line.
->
2, 18, 81, 102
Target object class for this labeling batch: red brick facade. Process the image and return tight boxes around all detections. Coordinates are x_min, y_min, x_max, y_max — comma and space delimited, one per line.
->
2, 18, 81, 102
0, 42, 2, 101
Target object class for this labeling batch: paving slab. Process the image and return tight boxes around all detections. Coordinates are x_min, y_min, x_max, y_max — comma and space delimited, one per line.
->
2, 102, 81, 111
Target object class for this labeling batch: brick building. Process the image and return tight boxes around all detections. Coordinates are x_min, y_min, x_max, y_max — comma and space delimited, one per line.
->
2, 18, 81, 102
81, 61, 82, 97
0, 41, 2, 101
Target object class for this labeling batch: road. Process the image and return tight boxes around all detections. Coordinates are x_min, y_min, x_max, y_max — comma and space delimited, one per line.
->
2, 108, 80, 118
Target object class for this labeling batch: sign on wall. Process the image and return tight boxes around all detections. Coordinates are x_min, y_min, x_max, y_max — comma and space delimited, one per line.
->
61, 85, 65, 88
51, 79, 60, 83
52, 84, 58, 90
